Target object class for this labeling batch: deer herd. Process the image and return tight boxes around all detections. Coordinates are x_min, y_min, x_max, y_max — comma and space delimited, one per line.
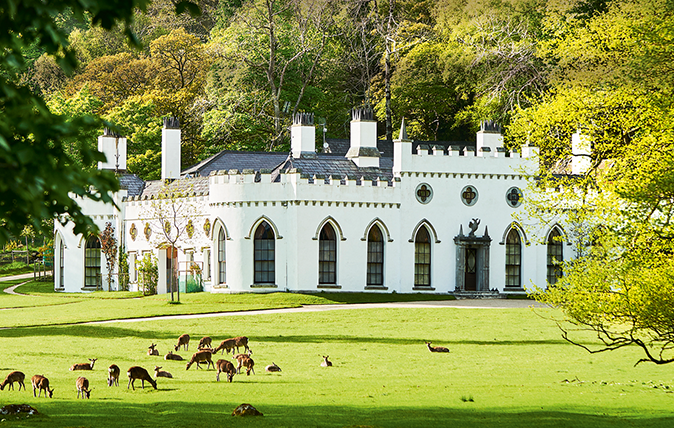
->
0, 332, 449, 400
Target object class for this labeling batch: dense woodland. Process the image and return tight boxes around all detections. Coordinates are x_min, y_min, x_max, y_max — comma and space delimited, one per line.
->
8, 0, 669, 181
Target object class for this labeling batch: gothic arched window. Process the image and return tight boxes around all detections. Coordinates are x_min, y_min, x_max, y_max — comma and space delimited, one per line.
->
319, 223, 337, 284
367, 226, 384, 286
547, 228, 563, 284
414, 226, 431, 287
254, 222, 275, 284
85, 236, 102, 288
218, 228, 226, 284
505, 229, 521, 288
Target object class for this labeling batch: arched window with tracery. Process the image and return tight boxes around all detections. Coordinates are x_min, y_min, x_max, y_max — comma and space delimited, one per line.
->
59, 237, 64, 288
254, 222, 275, 284
319, 223, 337, 284
505, 229, 521, 288
85, 236, 102, 288
218, 228, 226, 284
414, 226, 431, 287
367, 226, 384, 286
547, 228, 563, 284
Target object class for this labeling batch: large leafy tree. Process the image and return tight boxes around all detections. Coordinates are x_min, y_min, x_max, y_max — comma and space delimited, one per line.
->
513, 0, 674, 365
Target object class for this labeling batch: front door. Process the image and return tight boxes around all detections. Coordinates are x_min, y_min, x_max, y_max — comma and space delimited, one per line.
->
465, 248, 477, 291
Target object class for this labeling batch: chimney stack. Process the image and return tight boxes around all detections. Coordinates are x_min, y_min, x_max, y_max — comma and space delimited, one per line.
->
290, 112, 316, 158
476, 120, 502, 153
346, 106, 380, 168
571, 131, 591, 175
162, 117, 181, 180
98, 129, 127, 171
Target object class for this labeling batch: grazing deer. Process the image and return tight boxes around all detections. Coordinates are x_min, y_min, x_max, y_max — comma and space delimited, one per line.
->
76, 376, 91, 399
426, 342, 450, 353
108, 364, 120, 387
215, 359, 236, 382
31, 375, 54, 398
127, 366, 157, 390
174, 334, 190, 352
233, 336, 250, 353
233, 352, 255, 376
164, 351, 184, 361
70, 358, 97, 371
265, 363, 281, 373
321, 356, 332, 367
154, 366, 173, 379
148, 343, 159, 356
213, 338, 236, 355
198, 336, 212, 349
0, 371, 25, 391
185, 350, 214, 370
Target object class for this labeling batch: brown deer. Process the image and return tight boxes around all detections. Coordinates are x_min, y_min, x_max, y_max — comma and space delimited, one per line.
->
213, 338, 236, 355
76, 376, 91, 399
0, 371, 25, 391
154, 366, 173, 379
147, 343, 159, 356
127, 366, 157, 390
164, 351, 184, 361
321, 356, 332, 367
265, 362, 281, 373
70, 358, 97, 371
197, 336, 212, 349
31, 375, 54, 398
426, 342, 450, 353
233, 352, 255, 375
215, 359, 236, 382
233, 336, 250, 353
174, 334, 190, 352
107, 364, 120, 387
185, 350, 214, 370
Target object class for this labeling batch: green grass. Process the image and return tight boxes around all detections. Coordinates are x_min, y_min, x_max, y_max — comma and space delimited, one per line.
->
0, 306, 673, 427
0, 262, 34, 277
0, 280, 456, 329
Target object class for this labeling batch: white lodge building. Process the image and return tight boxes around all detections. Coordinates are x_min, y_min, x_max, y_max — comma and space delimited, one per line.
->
54, 108, 570, 296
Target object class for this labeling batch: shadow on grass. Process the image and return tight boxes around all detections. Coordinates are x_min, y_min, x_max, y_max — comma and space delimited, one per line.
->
0, 325, 569, 347
17, 400, 674, 428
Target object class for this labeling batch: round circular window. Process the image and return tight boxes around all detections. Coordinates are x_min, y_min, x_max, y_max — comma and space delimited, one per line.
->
506, 187, 523, 208
415, 183, 433, 204
461, 185, 478, 206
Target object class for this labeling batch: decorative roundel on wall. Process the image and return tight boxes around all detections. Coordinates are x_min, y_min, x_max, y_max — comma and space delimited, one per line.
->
415, 183, 433, 204
461, 185, 478, 206
506, 187, 523, 208
129, 223, 137, 241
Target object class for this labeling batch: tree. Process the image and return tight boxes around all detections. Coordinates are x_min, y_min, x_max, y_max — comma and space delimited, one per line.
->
100, 222, 118, 291
512, 0, 674, 366
141, 181, 203, 302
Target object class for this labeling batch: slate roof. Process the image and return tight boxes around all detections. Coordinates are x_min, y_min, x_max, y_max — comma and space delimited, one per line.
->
322, 138, 475, 158
181, 150, 289, 177
272, 153, 394, 184
132, 176, 210, 199
118, 173, 145, 197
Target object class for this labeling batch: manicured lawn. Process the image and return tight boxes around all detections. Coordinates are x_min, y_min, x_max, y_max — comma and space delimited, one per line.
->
0, 305, 673, 427
0, 262, 35, 277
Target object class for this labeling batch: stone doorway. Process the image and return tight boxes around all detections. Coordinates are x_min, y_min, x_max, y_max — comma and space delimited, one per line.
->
454, 220, 492, 293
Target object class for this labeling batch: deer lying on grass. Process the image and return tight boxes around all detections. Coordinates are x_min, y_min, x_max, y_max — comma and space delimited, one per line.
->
148, 343, 159, 356
233, 352, 255, 376
265, 363, 281, 373
426, 342, 450, 353
185, 350, 214, 370
108, 364, 120, 387
215, 359, 236, 382
127, 366, 157, 390
154, 366, 173, 379
213, 338, 236, 355
76, 377, 91, 399
321, 356, 332, 367
174, 334, 190, 352
70, 358, 97, 371
164, 351, 184, 361
31, 375, 54, 398
0, 371, 25, 391
198, 336, 212, 349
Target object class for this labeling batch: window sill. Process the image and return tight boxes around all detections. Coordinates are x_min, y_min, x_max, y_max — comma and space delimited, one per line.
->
212, 283, 228, 289
412, 286, 435, 291
250, 284, 278, 289
317, 284, 341, 289
364, 285, 388, 291
54, 287, 65, 292
81, 286, 100, 291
